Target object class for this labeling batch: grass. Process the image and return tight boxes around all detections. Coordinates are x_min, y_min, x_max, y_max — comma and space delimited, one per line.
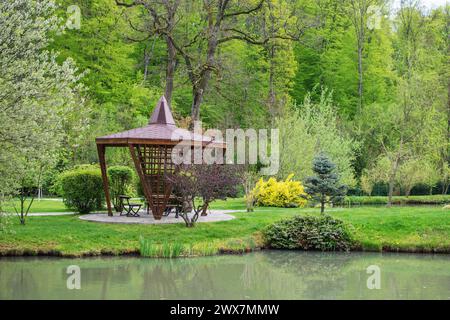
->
0, 197, 449, 257
0, 198, 71, 213
139, 236, 259, 258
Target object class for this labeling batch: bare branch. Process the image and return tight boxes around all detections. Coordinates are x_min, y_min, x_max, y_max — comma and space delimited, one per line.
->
223, 0, 264, 18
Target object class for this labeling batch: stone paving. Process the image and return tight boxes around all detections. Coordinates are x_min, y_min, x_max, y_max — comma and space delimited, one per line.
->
28, 212, 76, 216
78, 210, 243, 224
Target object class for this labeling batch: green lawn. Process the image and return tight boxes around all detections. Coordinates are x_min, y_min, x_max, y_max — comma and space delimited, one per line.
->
0, 198, 449, 256
1, 198, 71, 213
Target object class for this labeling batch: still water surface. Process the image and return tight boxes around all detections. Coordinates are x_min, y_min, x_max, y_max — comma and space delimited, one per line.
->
0, 251, 449, 299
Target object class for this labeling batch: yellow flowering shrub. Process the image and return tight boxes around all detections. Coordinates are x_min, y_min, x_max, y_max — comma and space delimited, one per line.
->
251, 174, 308, 208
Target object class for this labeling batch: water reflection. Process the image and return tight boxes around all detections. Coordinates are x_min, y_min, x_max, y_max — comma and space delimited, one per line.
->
0, 251, 449, 299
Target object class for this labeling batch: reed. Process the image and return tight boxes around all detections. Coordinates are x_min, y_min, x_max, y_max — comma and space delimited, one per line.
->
139, 236, 259, 258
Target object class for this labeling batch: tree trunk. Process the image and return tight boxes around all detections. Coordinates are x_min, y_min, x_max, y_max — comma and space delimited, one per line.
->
443, 181, 450, 195
320, 197, 325, 213
201, 202, 209, 216
387, 178, 395, 207
357, 40, 363, 113
188, 2, 225, 125
165, 36, 176, 105
20, 191, 25, 225
266, 0, 277, 117
268, 45, 276, 116
190, 87, 205, 124
387, 165, 397, 207
405, 188, 411, 198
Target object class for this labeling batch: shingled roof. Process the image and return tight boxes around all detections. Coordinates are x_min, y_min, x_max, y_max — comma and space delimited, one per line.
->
96, 96, 225, 148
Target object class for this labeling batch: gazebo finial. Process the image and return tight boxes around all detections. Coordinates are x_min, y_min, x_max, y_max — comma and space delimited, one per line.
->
148, 95, 175, 126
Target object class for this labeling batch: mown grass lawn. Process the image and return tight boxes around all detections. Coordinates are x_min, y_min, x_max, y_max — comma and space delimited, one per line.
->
0, 198, 71, 213
0, 198, 449, 256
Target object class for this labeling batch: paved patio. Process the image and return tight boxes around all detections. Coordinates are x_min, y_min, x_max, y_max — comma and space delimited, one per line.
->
79, 210, 242, 224
28, 212, 76, 216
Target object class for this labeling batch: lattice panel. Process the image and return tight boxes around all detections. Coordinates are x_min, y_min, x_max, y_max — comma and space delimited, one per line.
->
131, 144, 175, 219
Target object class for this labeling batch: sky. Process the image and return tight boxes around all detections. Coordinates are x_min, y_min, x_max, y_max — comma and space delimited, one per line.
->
422, 0, 449, 8
393, 0, 449, 9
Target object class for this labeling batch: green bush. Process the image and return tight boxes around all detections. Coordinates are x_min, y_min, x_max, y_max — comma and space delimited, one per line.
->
345, 195, 450, 206
60, 167, 104, 214
251, 175, 308, 208
107, 165, 135, 212
263, 215, 353, 251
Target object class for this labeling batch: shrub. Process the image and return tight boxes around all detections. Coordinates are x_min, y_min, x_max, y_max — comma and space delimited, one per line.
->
107, 165, 135, 212
345, 195, 450, 206
60, 167, 104, 214
251, 174, 307, 208
263, 215, 353, 251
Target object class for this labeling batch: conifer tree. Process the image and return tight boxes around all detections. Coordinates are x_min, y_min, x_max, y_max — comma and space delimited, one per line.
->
304, 153, 347, 213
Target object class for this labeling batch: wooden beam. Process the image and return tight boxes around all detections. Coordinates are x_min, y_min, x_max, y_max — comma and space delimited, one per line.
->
129, 144, 155, 217
97, 144, 113, 216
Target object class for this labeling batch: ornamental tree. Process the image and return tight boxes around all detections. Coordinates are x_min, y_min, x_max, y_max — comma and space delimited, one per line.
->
304, 153, 347, 213
0, 0, 84, 199
166, 164, 242, 227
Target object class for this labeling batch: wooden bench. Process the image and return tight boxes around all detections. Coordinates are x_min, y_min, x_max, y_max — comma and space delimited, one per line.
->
118, 195, 142, 217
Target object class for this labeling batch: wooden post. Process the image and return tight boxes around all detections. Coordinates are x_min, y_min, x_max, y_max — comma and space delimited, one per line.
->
129, 144, 156, 217
97, 144, 113, 216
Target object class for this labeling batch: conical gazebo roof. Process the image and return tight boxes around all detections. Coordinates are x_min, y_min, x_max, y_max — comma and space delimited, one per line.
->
96, 96, 225, 148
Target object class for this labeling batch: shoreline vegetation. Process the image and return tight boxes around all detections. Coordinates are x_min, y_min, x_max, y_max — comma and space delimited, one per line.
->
1, 197, 449, 257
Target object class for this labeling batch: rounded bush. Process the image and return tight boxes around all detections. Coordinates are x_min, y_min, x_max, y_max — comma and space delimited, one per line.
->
263, 215, 353, 251
251, 174, 308, 208
107, 165, 135, 212
60, 167, 104, 214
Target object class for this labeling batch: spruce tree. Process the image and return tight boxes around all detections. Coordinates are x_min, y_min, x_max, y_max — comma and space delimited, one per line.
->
305, 153, 347, 213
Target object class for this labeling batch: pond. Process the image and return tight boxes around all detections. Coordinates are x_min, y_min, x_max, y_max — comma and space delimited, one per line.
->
0, 251, 449, 300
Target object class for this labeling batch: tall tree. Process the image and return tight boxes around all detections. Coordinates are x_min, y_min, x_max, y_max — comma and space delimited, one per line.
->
116, 0, 180, 105
0, 0, 83, 197
374, 1, 443, 205
345, 0, 384, 113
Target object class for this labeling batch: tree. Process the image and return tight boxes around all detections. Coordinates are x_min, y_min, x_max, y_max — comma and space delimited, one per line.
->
242, 168, 259, 212
277, 88, 357, 187
360, 1, 445, 205
117, 0, 311, 125
167, 164, 241, 227
0, 0, 83, 206
397, 159, 427, 197
115, 0, 180, 105
422, 162, 440, 195
304, 153, 347, 213
440, 161, 450, 194
345, 0, 386, 113
360, 169, 374, 196
13, 157, 45, 225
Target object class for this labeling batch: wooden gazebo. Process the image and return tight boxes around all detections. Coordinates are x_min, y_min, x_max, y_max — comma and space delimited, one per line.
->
96, 96, 226, 219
